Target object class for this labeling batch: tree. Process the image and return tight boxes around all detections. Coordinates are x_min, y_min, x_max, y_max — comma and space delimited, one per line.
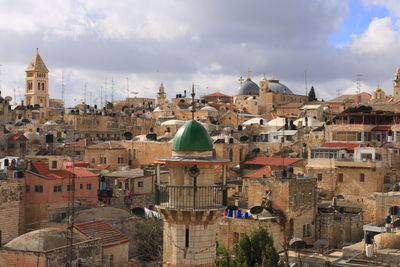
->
308, 86, 317, 102
134, 218, 163, 262
215, 228, 284, 267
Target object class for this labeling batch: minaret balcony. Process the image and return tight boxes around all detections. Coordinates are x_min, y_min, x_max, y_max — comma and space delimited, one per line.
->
155, 184, 227, 210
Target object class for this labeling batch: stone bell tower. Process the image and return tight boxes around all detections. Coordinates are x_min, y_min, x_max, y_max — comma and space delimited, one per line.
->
157, 82, 167, 106
393, 68, 400, 102
24, 49, 50, 108
155, 88, 229, 267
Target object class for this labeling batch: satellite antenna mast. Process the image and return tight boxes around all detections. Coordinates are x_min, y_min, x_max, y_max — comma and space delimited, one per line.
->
61, 71, 65, 106
126, 77, 129, 100
104, 78, 108, 106
84, 83, 87, 104
100, 86, 103, 109
89, 91, 92, 106
356, 74, 363, 95
111, 79, 115, 103
304, 69, 308, 96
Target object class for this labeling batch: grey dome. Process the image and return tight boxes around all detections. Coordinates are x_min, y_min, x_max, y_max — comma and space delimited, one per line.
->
237, 78, 259, 95
268, 79, 293, 94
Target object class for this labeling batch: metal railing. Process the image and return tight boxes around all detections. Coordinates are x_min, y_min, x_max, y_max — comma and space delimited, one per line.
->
155, 184, 227, 209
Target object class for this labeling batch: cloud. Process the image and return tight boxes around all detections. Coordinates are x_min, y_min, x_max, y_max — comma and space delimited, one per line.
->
0, 0, 398, 106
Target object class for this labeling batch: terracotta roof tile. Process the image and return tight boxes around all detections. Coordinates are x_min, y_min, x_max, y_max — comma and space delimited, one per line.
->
321, 142, 365, 151
244, 167, 271, 178
74, 220, 129, 247
8, 134, 28, 141
204, 92, 231, 98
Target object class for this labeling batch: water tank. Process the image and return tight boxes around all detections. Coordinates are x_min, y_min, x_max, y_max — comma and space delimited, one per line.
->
365, 244, 373, 257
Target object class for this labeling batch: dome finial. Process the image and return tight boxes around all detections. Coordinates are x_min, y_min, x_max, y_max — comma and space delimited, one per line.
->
245, 68, 252, 80
191, 84, 196, 120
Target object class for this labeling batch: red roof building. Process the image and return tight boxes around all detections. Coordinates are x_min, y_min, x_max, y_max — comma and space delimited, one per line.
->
321, 142, 365, 151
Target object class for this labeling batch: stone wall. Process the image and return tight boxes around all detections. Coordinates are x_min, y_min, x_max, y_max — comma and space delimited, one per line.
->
0, 179, 24, 244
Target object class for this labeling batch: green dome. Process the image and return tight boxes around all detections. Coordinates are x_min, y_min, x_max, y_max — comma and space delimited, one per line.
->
172, 120, 213, 151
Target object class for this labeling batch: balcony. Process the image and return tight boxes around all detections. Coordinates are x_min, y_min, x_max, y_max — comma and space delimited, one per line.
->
335, 159, 383, 168
155, 185, 227, 210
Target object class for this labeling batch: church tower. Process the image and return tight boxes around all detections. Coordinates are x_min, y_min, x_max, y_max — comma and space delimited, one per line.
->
155, 90, 229, 266
157, 82, 167, 106
24, 49, 50, 108
393, 68, 400, 102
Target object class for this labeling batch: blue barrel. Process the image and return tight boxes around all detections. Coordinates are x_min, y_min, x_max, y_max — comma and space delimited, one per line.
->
227, 209, 233, 217
243, 212, 249, 219
236, 210, 242, 218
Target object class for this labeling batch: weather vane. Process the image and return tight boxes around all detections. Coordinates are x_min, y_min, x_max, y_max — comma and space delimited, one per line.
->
191, 84, 196, 120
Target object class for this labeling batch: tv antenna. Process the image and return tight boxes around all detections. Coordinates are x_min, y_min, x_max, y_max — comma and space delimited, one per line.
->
61, 71, 65, 106
304, 69, 308, 96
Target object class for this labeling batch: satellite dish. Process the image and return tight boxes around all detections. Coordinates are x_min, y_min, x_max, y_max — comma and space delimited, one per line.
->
290, 238, 307, 249
5, 96, 12, 102
17, 159, 27, 169
249, 206, 264, 215
314, 239, 329, 249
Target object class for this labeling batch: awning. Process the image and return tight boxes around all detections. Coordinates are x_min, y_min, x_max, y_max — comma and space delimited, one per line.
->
117, 177, 129, 181
372, 126, 391, 131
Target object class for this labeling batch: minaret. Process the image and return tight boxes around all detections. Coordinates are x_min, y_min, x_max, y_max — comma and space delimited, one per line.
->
393, 68, 400, 102
155, 89, 229, 267
24, 49, 50, 108
157, 82, 167, 106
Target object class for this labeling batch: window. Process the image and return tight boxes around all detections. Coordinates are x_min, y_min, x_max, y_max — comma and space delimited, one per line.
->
185, 228, 190, 248
67, 184, 74, 192
53, 185, 62, 193
91, 158, 95, 164
138, 181, 144, 187
100, 157, 107, 164
80, 184, 83, 189
25, 184, 30, 192
51, 161, 57, 169
337, 173, 343, 183
360, 173, 365, 182
317, 173, 323, 181
376, 154, 382, 161
86, 184, 92, 190
303, 224, 311, 237
34, 185, 43, 193
118, 157, 124, 164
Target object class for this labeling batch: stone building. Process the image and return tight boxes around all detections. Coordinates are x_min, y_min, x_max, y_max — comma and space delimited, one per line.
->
84, 141, 127, 170
245, 174, 317, 245
0, 227, 102, 267
155, 119, 229, 266
233, 72, 308, 114
24, 50, 50, 108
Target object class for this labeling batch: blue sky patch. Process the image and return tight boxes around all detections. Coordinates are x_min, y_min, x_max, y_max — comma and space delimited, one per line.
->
328, 0, 389, 47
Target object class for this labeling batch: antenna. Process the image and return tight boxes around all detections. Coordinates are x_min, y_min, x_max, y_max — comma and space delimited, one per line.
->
13, 88, 16, 104
100, 86, 103, 109
111, 79, 115, 103
104, 78, 107, 106
356, 74, 363, 95
126, 77, 129, 100
304, 69, 308, 96
89, 91, 92, 106
336, 89, 341, 99
356, 74, 363, 104
61, 71, 65, 107
84, 83, 87, 104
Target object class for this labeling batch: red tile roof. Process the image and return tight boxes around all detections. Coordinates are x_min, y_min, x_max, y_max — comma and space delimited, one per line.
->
8, 134, 28, 141
66, 167, 98, 177
243, 157, 303, 166
261, 113, 278, 120
31, 161, 50, 176
244, 167, 271, 178
321, 142, 364, 151
204, 92, 231, 98
372, 126, 391, 131
95, 165, 110, 170
74, 220, 129, 247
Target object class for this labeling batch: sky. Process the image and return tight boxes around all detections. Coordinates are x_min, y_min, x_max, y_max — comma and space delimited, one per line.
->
0, 0, 399, 107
